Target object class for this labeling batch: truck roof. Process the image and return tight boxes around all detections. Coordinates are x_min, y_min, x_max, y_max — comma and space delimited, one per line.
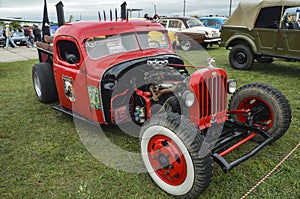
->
55, 19, 166, 43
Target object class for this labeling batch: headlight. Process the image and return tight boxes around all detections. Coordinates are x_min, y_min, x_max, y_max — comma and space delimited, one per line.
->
182, 91, 195, 107
227, 79, 237, 94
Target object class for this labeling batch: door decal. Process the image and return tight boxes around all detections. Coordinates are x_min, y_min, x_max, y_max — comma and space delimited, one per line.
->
88, 86, 102, 110
63, 75, 76, 102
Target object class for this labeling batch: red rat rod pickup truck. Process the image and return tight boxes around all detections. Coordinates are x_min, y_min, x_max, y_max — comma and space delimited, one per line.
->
32, 2, 292, 198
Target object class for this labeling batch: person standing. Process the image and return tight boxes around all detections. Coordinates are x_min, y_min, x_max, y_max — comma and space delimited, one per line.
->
4, 24, 18, 49
24, 25, 34, 48
32, 25, 41, 42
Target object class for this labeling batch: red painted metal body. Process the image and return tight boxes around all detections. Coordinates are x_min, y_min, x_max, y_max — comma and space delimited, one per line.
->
51, 20, 174, 124
32, 2, 290, 197
49, 19, 229, 130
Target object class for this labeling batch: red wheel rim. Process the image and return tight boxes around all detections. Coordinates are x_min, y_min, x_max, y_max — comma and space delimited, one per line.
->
237, 97, 274, 130
147, 135, 187, 186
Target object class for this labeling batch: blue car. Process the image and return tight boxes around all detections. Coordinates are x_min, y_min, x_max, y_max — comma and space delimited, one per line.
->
50, 25, 58, 36
199, 17, 228, 29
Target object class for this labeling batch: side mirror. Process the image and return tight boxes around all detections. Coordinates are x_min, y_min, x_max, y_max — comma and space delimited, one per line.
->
66, 53, 78, 65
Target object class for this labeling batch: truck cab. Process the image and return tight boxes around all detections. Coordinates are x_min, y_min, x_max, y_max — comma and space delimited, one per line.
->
38, 20, 190, 124
32, 2, 291, 198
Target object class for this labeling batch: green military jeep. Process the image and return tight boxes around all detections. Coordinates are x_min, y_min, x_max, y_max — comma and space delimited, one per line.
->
221, 0, 300, 70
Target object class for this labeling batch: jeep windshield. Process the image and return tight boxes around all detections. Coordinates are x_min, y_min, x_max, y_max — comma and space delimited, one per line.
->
187, 18, 205, 28
85, 30, 169, 60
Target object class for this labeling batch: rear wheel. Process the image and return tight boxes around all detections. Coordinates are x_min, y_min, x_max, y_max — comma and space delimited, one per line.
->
32, 62, 58, 103
229, 44, 254, 70
229, 82, 291, 142
140, 113, 213, 198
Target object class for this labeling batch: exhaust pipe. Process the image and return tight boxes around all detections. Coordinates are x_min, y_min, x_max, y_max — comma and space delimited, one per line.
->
121, 2, 127, 20
56, 1, 65, 27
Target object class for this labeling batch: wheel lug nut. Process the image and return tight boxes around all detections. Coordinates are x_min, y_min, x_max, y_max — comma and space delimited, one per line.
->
156, 149, 161, 153
165, 171, 170, 175
164, 154, 169, 158
152, 156, 157, 160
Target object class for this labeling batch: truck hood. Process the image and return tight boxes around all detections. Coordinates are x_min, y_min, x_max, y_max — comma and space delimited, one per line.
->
182, 26, 220, 37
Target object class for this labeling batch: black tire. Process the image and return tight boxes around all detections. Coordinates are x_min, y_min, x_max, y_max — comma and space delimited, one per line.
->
229, 44, 254, 70
229, 82, 291, 142
32, 62, 58, 103
172, 41, 177, 49
256, 56, 274, 64
201, 42, 208, 48
140, 112, 213, 198
180, 40, 192, 51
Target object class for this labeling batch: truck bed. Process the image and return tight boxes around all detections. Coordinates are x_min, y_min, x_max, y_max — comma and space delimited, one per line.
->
36, 36, 54, 63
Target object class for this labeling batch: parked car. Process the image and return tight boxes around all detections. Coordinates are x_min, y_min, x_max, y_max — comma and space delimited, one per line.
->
0, 33, 5, 47
50, 25, 58, 36
159, 17, 221, 50
199, 16, 227, 29
221, 0, 300, 70
12, 31, 27, 46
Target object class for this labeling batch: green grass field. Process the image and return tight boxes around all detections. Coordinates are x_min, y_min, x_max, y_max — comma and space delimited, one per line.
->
0, 47, 299, 198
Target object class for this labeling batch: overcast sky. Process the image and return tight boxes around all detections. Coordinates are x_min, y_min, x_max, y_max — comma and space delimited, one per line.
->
0, 0, 253, 21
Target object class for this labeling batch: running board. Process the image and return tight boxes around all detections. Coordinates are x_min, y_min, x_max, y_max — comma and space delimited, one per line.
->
52, 104, 101, 126
212, 120, 273, 173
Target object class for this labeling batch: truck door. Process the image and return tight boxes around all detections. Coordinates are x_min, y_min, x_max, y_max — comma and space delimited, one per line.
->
254, 6, 282, 56
254, 28, 278, 52
279, 28, 300, 58
53, 37, 91, 119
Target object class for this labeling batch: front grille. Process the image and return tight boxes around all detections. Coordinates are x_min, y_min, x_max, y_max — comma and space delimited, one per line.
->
199, 75, 227, 119
189, 68, 228, 129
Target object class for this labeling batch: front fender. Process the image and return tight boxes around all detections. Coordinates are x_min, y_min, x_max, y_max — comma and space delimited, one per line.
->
225, 34, 257, 54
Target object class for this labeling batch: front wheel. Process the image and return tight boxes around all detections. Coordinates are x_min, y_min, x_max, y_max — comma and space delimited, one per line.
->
229, 44, 254, 70
140, 113, 213, 198
180, 40, 192, 51
201, 42, 208, 48
229, 82, 291, 142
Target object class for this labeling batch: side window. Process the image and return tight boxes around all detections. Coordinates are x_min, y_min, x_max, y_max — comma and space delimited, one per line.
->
57, 40, 80, 63
169, 20, 182, 28
282, 7, 300, 30
160, 20, 167, 27
255, 6, 282, 29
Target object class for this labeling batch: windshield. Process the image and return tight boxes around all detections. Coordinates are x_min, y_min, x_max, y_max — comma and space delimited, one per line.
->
85, 31, 169, 60
187, 19, 205, 28
136, 31, 169, 50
